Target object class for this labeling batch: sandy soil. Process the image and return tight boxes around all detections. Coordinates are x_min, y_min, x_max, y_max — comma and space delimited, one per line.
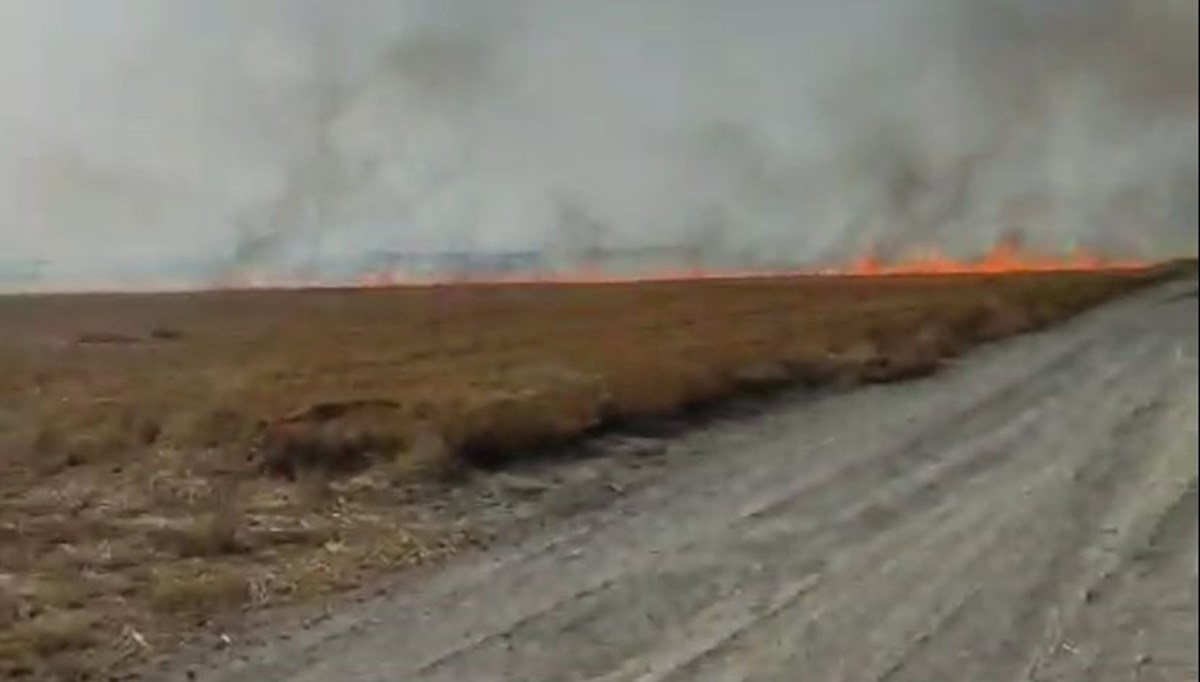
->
144, 277, 1198, 682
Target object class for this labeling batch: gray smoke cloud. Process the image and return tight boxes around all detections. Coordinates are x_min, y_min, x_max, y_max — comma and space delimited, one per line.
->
0, 0, 1195, 290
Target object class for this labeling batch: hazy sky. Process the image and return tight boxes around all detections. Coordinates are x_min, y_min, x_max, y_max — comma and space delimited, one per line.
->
0, 0, 1195, 289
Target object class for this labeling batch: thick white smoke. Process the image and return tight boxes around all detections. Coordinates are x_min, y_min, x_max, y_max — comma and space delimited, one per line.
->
0, 0, 1195, 290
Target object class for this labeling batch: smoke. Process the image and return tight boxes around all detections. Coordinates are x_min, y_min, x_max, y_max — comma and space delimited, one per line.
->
0, 0, 1195, 290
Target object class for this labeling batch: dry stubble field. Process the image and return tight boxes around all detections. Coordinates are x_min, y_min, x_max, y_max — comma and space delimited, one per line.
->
0, 268, 1172, 679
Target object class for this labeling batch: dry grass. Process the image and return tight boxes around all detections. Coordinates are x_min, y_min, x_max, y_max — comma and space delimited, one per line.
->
0, 267, 1171, 680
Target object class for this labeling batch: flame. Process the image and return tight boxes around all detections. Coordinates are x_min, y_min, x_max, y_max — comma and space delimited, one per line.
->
836, 240, 1145, 277
219, 239, 1148, 292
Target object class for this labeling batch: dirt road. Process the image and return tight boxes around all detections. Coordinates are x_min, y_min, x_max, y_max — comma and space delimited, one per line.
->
153, 278, 1198, 682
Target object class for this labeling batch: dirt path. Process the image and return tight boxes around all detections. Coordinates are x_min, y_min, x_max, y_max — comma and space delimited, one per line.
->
150, 278, 1198, 682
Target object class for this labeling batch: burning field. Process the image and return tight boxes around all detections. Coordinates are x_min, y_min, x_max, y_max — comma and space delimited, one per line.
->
0, 264, 1177, 679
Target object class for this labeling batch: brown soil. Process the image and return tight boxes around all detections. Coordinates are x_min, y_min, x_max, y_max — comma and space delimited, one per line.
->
0, 268, 1170, 680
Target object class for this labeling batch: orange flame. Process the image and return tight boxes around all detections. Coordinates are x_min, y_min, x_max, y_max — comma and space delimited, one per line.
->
220, 240, 1148, 292
836, 241, 1144, 277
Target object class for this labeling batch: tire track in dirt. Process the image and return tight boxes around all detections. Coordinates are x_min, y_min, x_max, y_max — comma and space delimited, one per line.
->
639, 336, 1185, 682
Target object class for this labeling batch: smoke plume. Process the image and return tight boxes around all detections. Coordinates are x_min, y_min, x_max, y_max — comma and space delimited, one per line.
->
0, 0, 1195, 290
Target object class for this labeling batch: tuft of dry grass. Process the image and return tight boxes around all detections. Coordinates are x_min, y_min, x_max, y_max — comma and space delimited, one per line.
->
0, 610, 101, 680
388, 428, 461, 484
148, 566, 253, 617
166, 480, 247, 558
0, 266, 1174, 680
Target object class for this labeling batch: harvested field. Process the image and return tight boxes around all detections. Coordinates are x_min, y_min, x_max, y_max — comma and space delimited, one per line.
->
0, 268, 1171, 680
